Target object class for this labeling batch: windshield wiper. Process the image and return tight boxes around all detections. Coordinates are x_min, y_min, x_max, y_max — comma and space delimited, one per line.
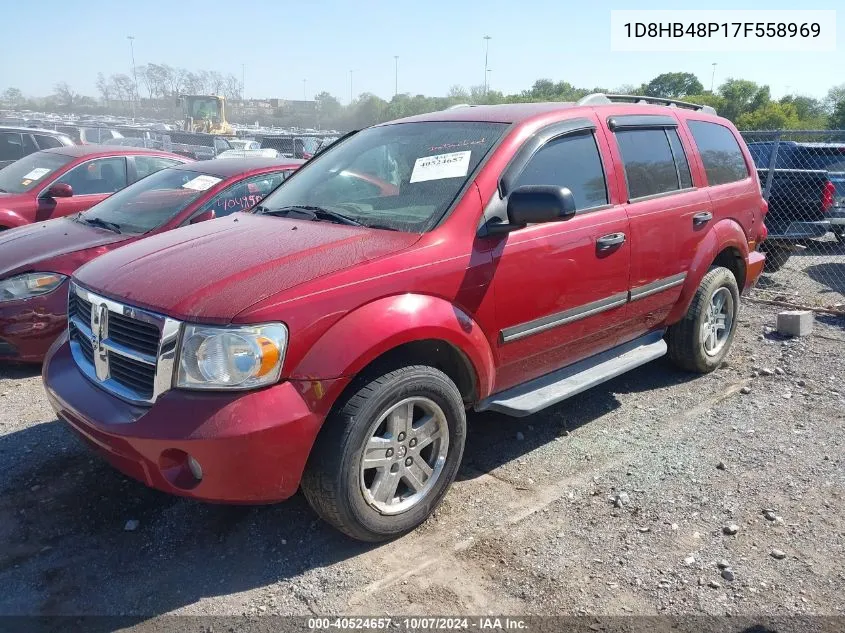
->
260, 205, 362, 227
82, 217, 122, 234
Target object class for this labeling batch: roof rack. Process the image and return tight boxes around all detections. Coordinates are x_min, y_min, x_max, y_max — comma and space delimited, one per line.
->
577, 93, 717, 116
446, 103, 475, 110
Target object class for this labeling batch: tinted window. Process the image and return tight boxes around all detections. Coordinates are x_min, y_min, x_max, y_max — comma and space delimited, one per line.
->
616, 129, 682, 199
200, 172, 286, 218
57, 126, 81, 143
667, 129, 693, 189
58, 157, 127, 194
34, 134, 63, 149
134, 156, 181, 180
0, 132, 23, 161
687, 121, 749, 185
81, 128, 100, 144
513, 132, 608, 210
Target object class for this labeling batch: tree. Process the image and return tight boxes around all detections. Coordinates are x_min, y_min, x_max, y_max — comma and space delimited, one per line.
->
830, 100, 845, 130
448, 85, 469, 100
737, 102, 800, 130
2, 87, 24, 107
823, 84, 845, 114
640, 72, 703, 99
95, 73, 112, 105
718, 79, 770, 122
53, 82, 79, 109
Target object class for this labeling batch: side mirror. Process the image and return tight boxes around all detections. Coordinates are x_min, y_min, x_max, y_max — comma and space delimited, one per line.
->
43, 182, 73, 198
190, 209, 215, 224
507, 185, 576, 227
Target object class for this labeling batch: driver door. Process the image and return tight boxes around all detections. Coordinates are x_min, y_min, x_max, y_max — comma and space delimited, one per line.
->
37, 157, 128, 221
487, 123, 631, 393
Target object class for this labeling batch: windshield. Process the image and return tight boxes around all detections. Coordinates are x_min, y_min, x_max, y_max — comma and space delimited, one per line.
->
258, 121, 506, 232
79, 168, 218, 234
0, 151, 71, 194
188, 98, 221, 120
801, 148, 845, 172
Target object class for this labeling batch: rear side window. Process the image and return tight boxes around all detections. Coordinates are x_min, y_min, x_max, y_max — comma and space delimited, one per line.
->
616, 129, 688, 200
34, 134, 63, 149
0, 132, 23, 161
22, 134, 37, 155
687, 121, 749, 185
666, 129, 693, 189
514, 132, 608, 210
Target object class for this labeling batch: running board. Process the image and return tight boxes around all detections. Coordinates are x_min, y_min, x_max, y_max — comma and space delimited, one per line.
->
476, 331, 667, 417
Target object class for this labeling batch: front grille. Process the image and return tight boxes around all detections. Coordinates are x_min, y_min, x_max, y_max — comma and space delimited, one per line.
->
67, 283, 181, 405
108, 312, 160, 357
108, 352, 156, 399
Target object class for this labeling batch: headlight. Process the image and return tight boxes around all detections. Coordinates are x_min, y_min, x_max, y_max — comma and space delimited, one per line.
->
176, 323, 288, 390
0, 272, 67, 303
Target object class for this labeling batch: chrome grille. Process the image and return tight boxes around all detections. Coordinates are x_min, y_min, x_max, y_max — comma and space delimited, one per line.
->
67, 283, 182, 405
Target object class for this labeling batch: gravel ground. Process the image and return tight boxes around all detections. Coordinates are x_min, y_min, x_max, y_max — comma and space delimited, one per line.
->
0, 301, 843, 626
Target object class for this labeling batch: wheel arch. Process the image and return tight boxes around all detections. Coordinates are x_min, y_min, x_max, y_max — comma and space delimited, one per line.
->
667, 219, 750, 324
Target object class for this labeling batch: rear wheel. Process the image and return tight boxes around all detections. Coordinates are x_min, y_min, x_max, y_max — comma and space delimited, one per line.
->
667, 266, 740, 374
301, 365, 466, 542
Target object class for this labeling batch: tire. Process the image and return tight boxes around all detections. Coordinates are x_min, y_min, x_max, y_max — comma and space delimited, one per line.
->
301, 365, 466, 542
667, 266, 740, 374
761, 245, 790, 273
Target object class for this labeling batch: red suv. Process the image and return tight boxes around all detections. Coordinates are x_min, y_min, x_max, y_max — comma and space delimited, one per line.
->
43, 95, 767, 541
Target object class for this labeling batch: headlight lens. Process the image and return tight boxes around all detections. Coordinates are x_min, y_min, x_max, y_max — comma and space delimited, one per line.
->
176, 323, 288, 390
0, 272, 67, 303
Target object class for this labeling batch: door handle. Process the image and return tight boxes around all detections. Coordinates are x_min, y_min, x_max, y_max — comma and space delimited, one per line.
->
596, 232, 626, 251
693, 211, 713, 226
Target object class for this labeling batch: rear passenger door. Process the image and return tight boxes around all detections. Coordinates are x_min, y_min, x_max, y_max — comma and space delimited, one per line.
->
603, 115, 711, 341
488, 120, 631, 392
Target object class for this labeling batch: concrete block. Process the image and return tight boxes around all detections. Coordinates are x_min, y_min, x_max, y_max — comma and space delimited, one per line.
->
777, 310, 813, 337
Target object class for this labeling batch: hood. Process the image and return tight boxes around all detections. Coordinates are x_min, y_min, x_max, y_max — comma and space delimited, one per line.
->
0, 217, 127, 279
75, 213, 420, 322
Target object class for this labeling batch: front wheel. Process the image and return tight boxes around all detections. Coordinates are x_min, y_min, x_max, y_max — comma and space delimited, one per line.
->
667, 266, 740, 374
301, 365, 466, 542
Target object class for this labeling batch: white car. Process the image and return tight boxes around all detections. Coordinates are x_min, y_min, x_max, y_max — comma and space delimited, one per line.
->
228, 139, 261, 151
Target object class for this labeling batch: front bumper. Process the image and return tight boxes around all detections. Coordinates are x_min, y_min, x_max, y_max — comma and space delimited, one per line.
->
0, 285, 68, 364
745, 250, 766, 290
765, 220, 830, 241
43, 335, 347, 503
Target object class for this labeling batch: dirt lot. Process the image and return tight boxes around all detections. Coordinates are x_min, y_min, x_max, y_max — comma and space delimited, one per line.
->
1, 301, 843, 626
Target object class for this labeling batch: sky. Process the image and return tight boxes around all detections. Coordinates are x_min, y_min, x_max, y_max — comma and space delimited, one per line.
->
0, 0, 842, 104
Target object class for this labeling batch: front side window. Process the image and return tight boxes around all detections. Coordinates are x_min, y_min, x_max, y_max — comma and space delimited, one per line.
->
34, 134, 64, 150
200, 172, 286, 218
616, 128, 685, 200
0, 151, 71, 193
687, 121, 749, 186
81, 128, 101, 144
57, 157, 127, 195
79, 168, 217, 234
22, 134, 37, 155
513, 132, 608, 210
258, 121, 507, 232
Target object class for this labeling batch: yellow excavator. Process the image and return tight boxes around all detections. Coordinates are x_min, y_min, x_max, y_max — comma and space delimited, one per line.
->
180, 95, 233, 135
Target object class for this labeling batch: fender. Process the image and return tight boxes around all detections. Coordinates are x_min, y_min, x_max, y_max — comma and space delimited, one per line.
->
290, 294, 496, 399
666, 219, 750, 324
0, 209, 28, 229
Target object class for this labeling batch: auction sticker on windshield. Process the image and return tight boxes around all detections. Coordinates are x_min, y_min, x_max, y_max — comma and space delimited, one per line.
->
22, 168, 52, 181
182, 175, 222, 191
410, 151, 472, 183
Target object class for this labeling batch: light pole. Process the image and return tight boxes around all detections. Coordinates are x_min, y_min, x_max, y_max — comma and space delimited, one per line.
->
394, 56, 399, 97
483, 35, 492, 95
303, 78, 307, 101
710, 62, 717, 93
241, 63, 245, 123
127, 35, 138, 119
349, 69, 354, 104
486, 69, 492, 96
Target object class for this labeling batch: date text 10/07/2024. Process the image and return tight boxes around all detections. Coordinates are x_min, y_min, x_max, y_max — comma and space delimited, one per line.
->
307, 617, 528, 630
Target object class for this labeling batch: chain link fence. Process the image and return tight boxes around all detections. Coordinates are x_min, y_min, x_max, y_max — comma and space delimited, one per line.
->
739, 130, 845, 312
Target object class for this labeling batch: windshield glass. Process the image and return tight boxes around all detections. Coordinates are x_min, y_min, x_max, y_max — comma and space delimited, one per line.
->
801, 148, 845, 172
188, 98, 221, 120
0, 152, 72, 193
258, 121, 506, 232
79, 168, 218, 234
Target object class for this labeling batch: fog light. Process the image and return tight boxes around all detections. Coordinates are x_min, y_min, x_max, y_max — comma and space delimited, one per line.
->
187, 455, 203, 481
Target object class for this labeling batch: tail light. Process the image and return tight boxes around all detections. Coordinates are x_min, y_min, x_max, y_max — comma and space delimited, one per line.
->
822, 181, 835, 212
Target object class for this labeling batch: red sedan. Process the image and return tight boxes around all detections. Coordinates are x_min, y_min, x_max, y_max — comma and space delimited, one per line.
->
0, 157, 304, 362
0, 145, 190, 230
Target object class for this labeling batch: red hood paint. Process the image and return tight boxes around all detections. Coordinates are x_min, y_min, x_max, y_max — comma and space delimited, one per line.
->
0, 217, 127, 278
74, 213, 421, 322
